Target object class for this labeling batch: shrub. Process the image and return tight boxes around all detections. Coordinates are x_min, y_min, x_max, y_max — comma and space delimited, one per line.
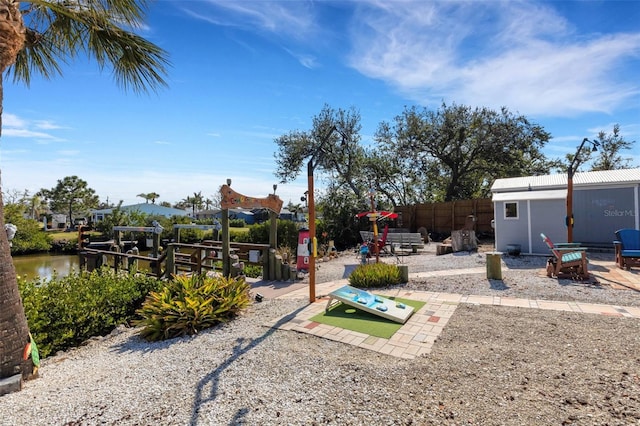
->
18, 269, 163, 358
348, 263, 403, 289
247, 220, 299, 251
4, 203, 53, 254
243, 264, 262, 278
135, 274, 251, 341
229, 219, 246, 228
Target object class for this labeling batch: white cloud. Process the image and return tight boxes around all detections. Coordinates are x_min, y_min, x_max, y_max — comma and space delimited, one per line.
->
181, 0, 318, 41
35, 120, 67, 130
348, 1, 640, 117
3, 113, 66, 142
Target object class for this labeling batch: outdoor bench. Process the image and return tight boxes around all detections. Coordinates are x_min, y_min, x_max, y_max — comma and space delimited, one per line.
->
614, 228, 640, 270
386, 233, 425, 253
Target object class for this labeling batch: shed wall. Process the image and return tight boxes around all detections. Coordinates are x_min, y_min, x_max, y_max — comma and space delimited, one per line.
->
573, 187, 637, 244
494, 199, 565, 254
530, 199, 566, 254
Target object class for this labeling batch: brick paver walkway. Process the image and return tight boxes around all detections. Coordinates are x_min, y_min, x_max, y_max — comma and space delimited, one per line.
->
264, 260, 640, 359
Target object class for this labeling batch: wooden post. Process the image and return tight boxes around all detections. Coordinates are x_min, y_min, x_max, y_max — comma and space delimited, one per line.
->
262, 247, 269, 281
486, 252, 503, 280
269, 210, 277, 249
222, 208, 230, 277
274, 253, 282, 281
268, 249, 276, 281
308, 161, 316, 302
165, 245, 175, 278
398, 265, 409, 282
567, 170, 574, 243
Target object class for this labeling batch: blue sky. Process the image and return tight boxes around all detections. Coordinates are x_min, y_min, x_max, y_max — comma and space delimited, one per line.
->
1, 0, 639, 208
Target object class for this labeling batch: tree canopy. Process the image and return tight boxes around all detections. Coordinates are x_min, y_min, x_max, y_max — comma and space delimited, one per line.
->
374, 103, 553, 202
38, 176, 99, 224
590, 125, 636, 171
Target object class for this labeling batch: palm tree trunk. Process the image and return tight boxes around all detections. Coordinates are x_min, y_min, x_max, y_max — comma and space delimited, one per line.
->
0, 0, 31, 383
0, 182, 33, 381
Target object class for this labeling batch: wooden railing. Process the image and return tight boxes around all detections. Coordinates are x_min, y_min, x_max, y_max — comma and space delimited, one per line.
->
78, 241, 294, 280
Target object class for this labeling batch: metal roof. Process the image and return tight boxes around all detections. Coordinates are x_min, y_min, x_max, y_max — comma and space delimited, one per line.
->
92, 203, 188, 217
492, 189, 567, 202
491, 168, 640, 192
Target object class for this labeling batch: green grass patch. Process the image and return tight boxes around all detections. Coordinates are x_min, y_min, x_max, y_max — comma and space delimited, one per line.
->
310, 296, 425, 339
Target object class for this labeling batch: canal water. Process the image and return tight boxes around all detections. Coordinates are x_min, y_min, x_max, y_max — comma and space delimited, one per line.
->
12, 253, 80, 281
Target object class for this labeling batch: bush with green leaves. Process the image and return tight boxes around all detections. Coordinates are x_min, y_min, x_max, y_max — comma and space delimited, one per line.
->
243, 264, 262, 278
18, 269, 163, 358
247, 219, 299, 251
4, 202, 53, 254
348, 263, 403, 289
229, 218, 246, 228
135, 274, 251, 341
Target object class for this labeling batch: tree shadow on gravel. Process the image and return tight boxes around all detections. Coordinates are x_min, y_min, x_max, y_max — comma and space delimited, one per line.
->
342, 264, 358, 279
187, 305, 308, 426
487, 279, 510, 290
109, 307, 310, 424
501, 255, 548, 270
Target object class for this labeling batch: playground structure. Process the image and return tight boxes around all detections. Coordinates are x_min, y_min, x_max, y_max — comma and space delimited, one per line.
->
78, 182, 292, 280
357, 211, 400, 259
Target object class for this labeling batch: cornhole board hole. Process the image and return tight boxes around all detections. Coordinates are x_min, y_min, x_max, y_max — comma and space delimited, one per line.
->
325, 285, 415, 324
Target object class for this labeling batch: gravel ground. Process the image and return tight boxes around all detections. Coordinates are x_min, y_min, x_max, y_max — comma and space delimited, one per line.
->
2, 243, 639, 425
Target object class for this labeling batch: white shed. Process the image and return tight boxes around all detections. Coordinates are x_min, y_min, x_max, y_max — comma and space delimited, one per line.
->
491, 168, 640, 254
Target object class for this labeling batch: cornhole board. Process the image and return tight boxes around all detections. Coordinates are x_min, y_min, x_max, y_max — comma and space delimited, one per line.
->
325, 285, 415, 324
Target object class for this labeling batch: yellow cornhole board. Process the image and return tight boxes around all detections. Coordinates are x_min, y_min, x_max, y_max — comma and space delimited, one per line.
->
325, 285, 415, 324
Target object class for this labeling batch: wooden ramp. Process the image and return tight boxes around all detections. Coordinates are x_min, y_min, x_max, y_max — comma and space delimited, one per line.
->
325, 285, 415, 324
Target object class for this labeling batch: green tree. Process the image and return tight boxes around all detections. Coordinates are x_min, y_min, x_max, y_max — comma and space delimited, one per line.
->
137, 192, 160, 204
590, 124, 636, 171
3, 202, 52, 254
274, 105, 371, 243
375, 103, 553, 201
0, 0, 169, 385
274, 104, 368, 200
24, 192, 48, 221
38, 176, 99, 226
191, 191, 204, 214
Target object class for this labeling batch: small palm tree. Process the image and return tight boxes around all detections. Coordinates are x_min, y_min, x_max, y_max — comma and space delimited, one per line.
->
0, 0, 169, 388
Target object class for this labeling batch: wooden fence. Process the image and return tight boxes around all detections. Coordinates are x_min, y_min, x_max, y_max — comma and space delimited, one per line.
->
394, 199, 494, 238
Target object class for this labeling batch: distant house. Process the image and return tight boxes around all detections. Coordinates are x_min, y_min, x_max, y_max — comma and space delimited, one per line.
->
193, 208, 256, 225
193, 209, 219, 221
91, 203, 188, 222
491, 168, 640, 254
194, 208, 297, 224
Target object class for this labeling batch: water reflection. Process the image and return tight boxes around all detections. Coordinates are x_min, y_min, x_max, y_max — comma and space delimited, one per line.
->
12, 253, 80, 281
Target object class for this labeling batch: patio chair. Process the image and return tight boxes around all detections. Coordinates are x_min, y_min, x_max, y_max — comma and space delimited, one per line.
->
614, 228, 640, 270
540, 233, 588, 279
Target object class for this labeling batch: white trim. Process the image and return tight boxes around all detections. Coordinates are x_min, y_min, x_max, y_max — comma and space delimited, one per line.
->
527, 200, 532, 254
504, 201, 519, 219
492, 189, 567, 202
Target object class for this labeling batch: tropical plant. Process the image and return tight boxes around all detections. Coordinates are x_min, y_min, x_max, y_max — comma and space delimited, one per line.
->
135, 274, 251, 341
0, 0, 169, 385
348, 263, 403, 289
19, 268, 163, 358
137, 192, 160, 204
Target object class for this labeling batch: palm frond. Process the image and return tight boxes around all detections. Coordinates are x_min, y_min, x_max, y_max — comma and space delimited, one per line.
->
7, 0, 169, 93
